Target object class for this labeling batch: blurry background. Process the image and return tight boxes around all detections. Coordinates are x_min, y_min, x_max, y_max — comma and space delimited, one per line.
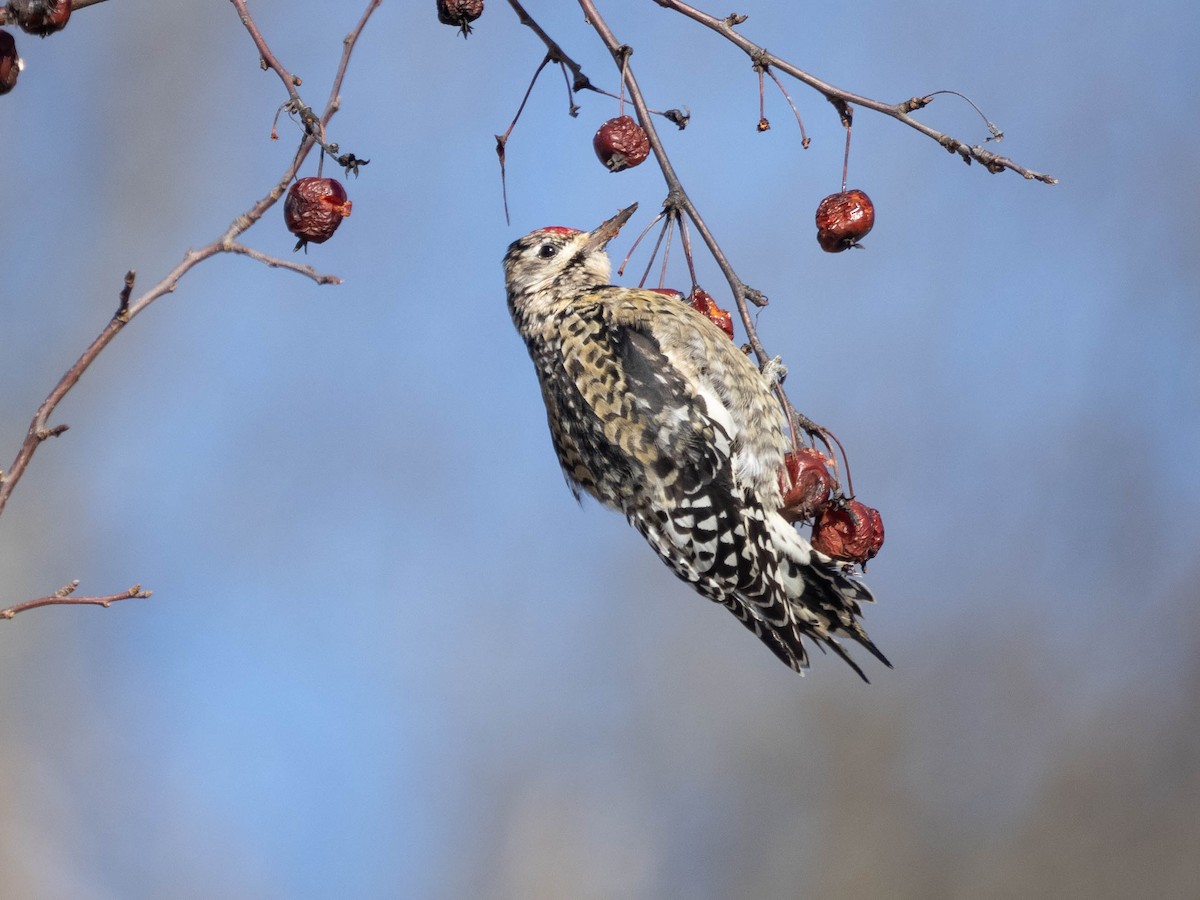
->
2, 1, 1197, 897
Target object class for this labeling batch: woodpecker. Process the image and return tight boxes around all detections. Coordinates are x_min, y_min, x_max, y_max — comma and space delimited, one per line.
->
503, 204, 889, 678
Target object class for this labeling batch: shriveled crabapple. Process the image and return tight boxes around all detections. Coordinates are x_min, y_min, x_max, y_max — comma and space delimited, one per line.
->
11, 0, 71, 37
778, 447, 833, 523
284, 177, 352, 251
0, 30, 21, 95
593, 115, 650, 172
687, 287, 734, 340
815, 189, 875, 253
811, 498, 884, 565
437, 0, 483, 37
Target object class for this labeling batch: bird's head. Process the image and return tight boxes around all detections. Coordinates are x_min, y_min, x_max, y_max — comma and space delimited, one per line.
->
504, 204, 638, 315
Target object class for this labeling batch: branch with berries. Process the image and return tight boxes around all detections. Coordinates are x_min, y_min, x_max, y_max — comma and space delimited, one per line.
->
0, 0, 380, 618
578, 0, 890, 565
2, 0, 1055, 621
483, 0, 1053, 568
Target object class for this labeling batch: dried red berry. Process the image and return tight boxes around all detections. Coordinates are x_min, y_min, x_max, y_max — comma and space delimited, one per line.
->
688, 287, 735, 340
815, 189, 875, 253
0, 30, 21, 95
778, 448, 833, 523
284, 177, 352, 251
811, 499, 884, 565
593, 115, 650, 172
13, 0, 71, 37
437, 0, 483, 37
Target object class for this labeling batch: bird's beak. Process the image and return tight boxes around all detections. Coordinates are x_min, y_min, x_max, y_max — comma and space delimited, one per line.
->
583, 203, 638, 251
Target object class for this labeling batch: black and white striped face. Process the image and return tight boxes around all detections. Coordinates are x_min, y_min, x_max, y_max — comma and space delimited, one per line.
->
503, 205, 638, 318
503, 225, 607, 307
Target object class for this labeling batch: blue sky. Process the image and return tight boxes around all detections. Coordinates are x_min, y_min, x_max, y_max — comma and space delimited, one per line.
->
2, 1, 1198, 897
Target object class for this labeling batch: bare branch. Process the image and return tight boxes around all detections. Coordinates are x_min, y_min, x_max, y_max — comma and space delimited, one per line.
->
576, 0, 773, 366
1, 581, 152, 620
229, 0, 303, 102
0, 0, 379, 525
653, 0, 1056, 183
572, 0, 878, 497
225, 243, 343, 284
506, 0, 594, 92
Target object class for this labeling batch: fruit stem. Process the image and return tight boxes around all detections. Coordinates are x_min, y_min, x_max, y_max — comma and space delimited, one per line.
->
841, 108, 853, 192
763, 66, 809, 148
617, 210, 666, 277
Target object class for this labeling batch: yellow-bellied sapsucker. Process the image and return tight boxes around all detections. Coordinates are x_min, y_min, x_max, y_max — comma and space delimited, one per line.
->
504, 204, 888, 679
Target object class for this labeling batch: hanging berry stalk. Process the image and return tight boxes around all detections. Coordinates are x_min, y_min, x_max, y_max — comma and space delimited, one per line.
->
284, 177, 352, 251
756, 63, 770, 131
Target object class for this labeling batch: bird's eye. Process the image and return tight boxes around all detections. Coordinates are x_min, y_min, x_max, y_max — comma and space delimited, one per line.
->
537, 243, 558, 259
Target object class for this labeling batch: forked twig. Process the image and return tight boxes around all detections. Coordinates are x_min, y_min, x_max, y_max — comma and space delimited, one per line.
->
1, 582, 152, 620
0, 0, 382, 617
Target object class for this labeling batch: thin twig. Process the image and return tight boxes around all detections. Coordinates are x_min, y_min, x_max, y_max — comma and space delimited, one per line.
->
506, 0, 593, 92
1, 582, 152, 620
496, 55, 555, 225
653, 0, 1056, 183
576, 0, 862, 493
762, 66, 809, 148
228, 0, 374, 169
575, 0, 773, 367
229, 0, 303, 102
225, 243, 344, 283
0, 0, 381, 611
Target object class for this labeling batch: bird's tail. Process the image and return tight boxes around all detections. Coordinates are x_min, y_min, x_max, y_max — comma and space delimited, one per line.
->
626, 494, 888, 678
752, 509, 891, 680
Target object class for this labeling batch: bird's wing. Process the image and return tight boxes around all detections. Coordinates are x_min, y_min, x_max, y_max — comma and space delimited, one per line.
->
557, 295, 737, 505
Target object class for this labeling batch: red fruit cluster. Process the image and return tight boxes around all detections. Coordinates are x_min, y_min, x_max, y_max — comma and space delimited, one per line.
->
437, 0, 484, 36
0, 30, 20, 95
778, 448, 833, 523
11, 0, 71, 37
811, 498, 884, 565
593, 115, 650, 172
687, 287, 734, 340
815, 189, 874, 253
284, 177, 352, 251
775, 446, 884, 566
